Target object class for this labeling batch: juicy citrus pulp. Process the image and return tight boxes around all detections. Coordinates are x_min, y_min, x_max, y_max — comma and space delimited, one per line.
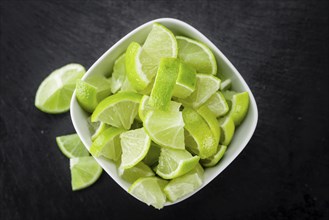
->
35, 63, 85, 113
91, 91, 142, 129
56, 133, 89, 159
128, 177, 168, 209
70, 156, 102, 191
176, 36, 217, 75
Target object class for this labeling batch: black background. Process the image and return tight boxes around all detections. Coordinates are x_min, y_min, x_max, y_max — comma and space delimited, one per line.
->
1, 0, 328, 219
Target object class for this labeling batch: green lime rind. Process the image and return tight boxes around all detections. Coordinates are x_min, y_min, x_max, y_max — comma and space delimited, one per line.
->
196, 105, 220, 146
182, 107, 217, 159
226, 91, 250, 126
90, 127, 125, 161
200, 145, 227, 167
156, 148, 200, 180
125, 42, 150, 91
148, 58, 180, 111
172, 62, 197, 99
164, 164, 204, 202
76, 75, 112, 113
218, 116, 235, 146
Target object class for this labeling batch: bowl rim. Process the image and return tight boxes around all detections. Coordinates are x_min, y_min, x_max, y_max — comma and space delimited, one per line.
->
71, 17, 258, 206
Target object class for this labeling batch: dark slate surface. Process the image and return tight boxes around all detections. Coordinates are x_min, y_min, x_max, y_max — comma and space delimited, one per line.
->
0, 0, 328, 219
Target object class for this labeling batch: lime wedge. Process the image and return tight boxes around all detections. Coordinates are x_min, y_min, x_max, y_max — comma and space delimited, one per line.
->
143, 110, 185, 150
148, 58, 180, 111
90, 127, 125, 161
196, 105, 220, 145
56, 134, 89, 159
125, 42, 150, 91
128, 177, 168, 210
200, 145, 227, 167
179, 74, 220, 108
172, 62, 197, 99
156, 148, 200, 179
226, 91, 250, 126
204, 91, 229, 117
91, 91, 142, 129
143, 142, 161, 167
118, 161, 154, 183
183, 107, 217, 159
140, 23, 177, 80
70, 156, 102, 191
218, 116, 235, 145
138, 95, 181, 122
111, 53, 127, 93
164, 164, 203, 202
35, 63, 85, 113
176, 36, 217, 75
120, 128, 151, 169
76, 75, 112, 113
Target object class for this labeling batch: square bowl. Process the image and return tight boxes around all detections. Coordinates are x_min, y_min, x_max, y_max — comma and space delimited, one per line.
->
70, 18, 258, 206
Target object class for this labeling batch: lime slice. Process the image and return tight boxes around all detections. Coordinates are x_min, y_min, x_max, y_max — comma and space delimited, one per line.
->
182, 107, 217, 159
128, 177, 168, 209
143, 142, 161, 167
196, 105, 220, 145
76, 75, 112, 113
204, 91, 229, 117
91, 91, 142, 129
56, 134, 89, 158
200, 145, 227, 167
172, 62, 197, 99
120, 128, 151, 169
164, 164, 204, 202
91, 122, 108, 141
143, 110, 185, 150
111, 53, 126, 93
179, 74, 220, 108
226, 91, 250, 126
156, 148, 200, 179
148, 58, 180, 111
218, 116, 235, 146
118, 161, 154, 183
90, 127, 125, 161
70, 156, 102, 191
138, 95, 181, 122
140, 23, 177, 80
220, 78, 232, 91
176, 36, 217, 75
125, 42, 150, 91
35, 63, 85, 113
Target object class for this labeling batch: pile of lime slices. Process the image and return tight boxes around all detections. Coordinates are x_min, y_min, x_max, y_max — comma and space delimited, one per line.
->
34, 22, 250, 209
76, 23, 250, 209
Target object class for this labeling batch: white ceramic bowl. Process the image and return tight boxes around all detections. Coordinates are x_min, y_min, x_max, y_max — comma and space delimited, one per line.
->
70, 18, 258, 206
